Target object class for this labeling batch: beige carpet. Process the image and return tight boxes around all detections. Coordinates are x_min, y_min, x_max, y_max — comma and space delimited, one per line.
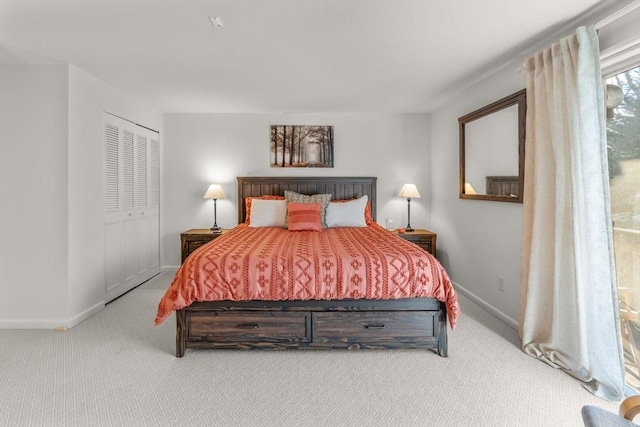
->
0, 271, 619, 426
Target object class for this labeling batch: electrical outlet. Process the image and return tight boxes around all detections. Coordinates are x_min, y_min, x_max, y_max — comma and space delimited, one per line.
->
498, 276, 506, 292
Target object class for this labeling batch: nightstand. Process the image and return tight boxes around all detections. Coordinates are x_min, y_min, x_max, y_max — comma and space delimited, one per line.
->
394, 229, 437, 257
180, 228, 228, 264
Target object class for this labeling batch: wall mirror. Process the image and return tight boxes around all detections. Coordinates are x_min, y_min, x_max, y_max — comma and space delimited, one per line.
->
459, 89, 526, 203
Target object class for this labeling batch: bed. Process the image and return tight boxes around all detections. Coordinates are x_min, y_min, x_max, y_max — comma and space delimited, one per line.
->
156, 176, 459, 357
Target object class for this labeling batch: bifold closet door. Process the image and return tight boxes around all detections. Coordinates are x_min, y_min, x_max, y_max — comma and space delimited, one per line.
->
104, 113, 160, 302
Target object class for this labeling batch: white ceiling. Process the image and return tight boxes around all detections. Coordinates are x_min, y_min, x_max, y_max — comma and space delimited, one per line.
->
0, 0, 609, 113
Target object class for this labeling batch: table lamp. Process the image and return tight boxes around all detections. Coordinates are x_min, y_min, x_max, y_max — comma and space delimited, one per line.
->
398, 183, 421, 232
203, 184, 225, 233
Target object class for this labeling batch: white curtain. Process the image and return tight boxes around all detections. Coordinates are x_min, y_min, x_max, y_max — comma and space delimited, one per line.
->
519, 26, 625, 401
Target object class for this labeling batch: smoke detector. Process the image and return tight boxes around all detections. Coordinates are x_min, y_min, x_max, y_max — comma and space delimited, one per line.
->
209, 17, 223, 28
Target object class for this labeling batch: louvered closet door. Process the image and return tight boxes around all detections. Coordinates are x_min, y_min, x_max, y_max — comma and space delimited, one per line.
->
104, 120, 123, 297
135, 128, 160, 285
149, 137, 160, 274
122, 126, 138, 289
147, 135, 160, 273
104, 113, 160, 302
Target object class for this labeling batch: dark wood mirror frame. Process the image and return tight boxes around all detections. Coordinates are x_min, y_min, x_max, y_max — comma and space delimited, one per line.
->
459, 89, 527, 203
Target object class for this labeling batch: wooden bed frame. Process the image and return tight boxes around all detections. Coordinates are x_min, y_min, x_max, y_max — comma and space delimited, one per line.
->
175, 176, 448, 357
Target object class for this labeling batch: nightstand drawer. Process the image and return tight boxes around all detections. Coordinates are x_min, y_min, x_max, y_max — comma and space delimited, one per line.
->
188, 311, 311, 343
184, 240, 209, 257
394, 229, 437, 257
406, 238, 432, 254
311, 311, 436, 346
180, 229, 228, 263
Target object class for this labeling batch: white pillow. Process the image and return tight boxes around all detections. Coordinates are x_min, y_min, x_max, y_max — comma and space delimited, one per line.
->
249, 199, 287, 227
325, 195, 368, 228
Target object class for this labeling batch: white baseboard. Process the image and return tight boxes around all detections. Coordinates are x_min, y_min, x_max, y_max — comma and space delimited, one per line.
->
0, 301, 104, 330
452, 281, 519, 331
0, 318, 68, 330
67, 301, 104, 329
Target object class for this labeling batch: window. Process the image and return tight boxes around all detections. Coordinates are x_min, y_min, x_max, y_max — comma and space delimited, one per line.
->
605, 64, 640, 392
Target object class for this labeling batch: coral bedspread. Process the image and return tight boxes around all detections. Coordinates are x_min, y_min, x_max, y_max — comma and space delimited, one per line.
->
155, 224, 460, 328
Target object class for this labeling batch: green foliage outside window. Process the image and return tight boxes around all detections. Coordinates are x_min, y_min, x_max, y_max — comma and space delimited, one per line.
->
607, 67, 640, 179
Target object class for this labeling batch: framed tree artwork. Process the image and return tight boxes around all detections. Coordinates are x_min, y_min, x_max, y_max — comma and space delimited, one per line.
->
270, 125, 334, 168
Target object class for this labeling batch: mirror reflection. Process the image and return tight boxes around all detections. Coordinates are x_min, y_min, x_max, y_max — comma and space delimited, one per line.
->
465, 104, 519, 196
459, 89, 526, 203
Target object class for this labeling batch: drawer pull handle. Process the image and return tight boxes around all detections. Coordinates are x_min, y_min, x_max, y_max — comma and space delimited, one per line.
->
364, 324, 386, 330
237, 323, 259, 329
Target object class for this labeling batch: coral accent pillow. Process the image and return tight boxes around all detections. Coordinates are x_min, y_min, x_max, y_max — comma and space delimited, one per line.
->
245, 195, 285, 223
284, 191, 332, 228
287, 202, 322, 231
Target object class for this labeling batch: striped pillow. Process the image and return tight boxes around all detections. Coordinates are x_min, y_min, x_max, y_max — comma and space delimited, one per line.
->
283, 191, 332, 228
287, 202, 322, 231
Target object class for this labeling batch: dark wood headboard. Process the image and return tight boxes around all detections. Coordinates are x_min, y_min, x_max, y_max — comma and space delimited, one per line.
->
237, 176, 377, 224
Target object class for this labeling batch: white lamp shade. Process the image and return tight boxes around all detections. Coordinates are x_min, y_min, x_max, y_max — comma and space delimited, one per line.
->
203, 184, 225, 199
398, 183, 421, 199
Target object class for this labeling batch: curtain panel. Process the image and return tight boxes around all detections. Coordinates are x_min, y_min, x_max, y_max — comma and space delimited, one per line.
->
519, 26, 625, 401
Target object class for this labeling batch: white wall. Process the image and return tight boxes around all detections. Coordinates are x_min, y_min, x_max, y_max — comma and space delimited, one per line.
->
431, 71, 526, 328
162, 113, 430, 267
0, 64, 70, 326
0, 63, 162, 328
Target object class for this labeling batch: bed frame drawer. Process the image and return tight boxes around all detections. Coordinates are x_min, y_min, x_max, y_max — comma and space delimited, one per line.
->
187, 311, 311, 345
176, 299, 448, 356
311, 311, 437, 348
